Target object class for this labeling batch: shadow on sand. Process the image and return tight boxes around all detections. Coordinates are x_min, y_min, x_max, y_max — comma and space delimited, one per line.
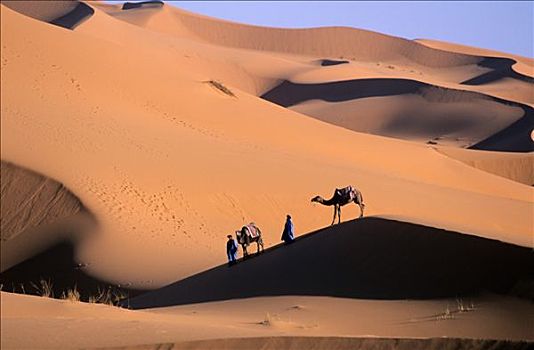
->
461, 57, 534, 85
49, 2, 94, 30
122, 1, 164, 11
125, 217, 532, 309
261, 78, 534, 152
0, 241, 143, 302
126, 337, 532, 350
320, 59, 350, 66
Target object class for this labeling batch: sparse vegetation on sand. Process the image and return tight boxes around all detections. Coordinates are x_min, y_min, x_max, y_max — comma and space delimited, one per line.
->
88, 286, 129, 306
19, 279, 129, 306
436, 298, 476, 320
62, 286, 81, 302
30, 279, 54, 298
205, 80, 236, 97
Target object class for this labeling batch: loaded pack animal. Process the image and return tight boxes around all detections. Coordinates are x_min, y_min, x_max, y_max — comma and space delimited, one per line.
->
311, 185, 365, 225
235, 222, 264, 257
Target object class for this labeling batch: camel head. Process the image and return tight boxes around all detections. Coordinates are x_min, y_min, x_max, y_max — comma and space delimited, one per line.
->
311, 195, 323, 203
235, 230, 243, 244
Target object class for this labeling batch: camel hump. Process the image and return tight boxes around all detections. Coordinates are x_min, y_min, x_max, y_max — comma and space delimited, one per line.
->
243, 224, 260, 238
335, 185, 355, 201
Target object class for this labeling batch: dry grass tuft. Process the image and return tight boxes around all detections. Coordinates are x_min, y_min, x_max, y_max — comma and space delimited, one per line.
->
30, 279, 54, 298
456, 297, 476, 312
88, 286, 128, 306
436, 298, 476, 320
259, 312, 275, 326
61, 286, 81, 302
10, 279, 129, 307
205, 80, 236, 97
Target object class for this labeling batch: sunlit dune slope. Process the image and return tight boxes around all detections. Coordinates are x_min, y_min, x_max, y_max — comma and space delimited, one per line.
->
0, 161, 94, 272
416, 38, 534, 77
1, 0, 79, 22
436, 147, 534, 185
1, 1, 532, 290
2, 291, 533, 349
261, 78, 531, 150
2, 0, 94, 29
126, 218, 532, 308
83, 2, 534, 145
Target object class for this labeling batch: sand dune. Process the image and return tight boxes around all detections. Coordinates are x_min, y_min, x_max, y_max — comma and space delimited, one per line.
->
1, 0, 532, 290
0, 161, 94, 271
3, 291, 533, 348
319, 59, 350, 67
118, 337, 532, 350
416, 38, 534, 77
261, 78, 531, 151
470, 113, 534, 152
1, 0, 79, 22
122, 1, 164, 11
0, 161, 83, 243
0, 240, 142, 301
2, 0, 94, 30
461, 57, 534, 85
106, 2, 481, 68
49, 1, 94, 30
99, 2, 533, 104
437, 147, 534, 185
126, 218, 532, 308
1, 1, 533, 348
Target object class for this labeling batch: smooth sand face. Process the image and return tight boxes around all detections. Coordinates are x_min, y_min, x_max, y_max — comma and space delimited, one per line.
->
1, 2, 532, 287
415, 38, 534, 76
1, 0, 79, 22
2, 292, 533, 349
1, 1, 533, 348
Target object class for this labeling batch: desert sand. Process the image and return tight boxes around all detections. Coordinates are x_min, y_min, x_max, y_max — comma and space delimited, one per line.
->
2, 291, 533, 349
1, 1, 533, 349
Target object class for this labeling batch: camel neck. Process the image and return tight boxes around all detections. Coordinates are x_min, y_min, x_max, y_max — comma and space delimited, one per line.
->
321, 196, 336, 206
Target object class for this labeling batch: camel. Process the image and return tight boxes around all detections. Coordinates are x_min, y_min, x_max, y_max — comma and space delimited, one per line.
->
235, 223, 264, 257
311, 185, 365, 225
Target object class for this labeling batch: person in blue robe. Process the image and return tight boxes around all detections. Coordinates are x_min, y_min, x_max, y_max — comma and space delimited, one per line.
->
281, 214, 295, 244
226, 234, 238, 266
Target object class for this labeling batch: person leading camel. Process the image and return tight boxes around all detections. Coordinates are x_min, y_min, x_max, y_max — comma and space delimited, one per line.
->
226, 234, 238, 266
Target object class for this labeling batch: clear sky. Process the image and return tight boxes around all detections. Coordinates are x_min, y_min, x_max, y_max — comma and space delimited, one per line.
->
167, 1, 533, 58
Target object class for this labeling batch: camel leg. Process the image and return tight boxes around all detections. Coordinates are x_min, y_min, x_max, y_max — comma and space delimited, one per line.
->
355, 200, 364, 218
331, 205, 337, 226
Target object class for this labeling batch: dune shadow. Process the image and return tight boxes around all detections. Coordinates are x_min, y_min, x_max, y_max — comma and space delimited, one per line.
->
122, 1, 164, 10
0, 160, 142, 302
49, 2, 94, 30
261, 78, 534, 152
136, 337, 532, 350
261, 79, 421, 107
158, 337, 532, 350
320, 59, 350, 67
2, 0, 93, 30
0, 241, 143, 301
125, 218, 532, 309
461, 57, 534, 85
469, 110, 534, 152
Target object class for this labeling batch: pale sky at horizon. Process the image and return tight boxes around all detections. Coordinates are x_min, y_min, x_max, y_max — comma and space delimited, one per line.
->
104, 1, 534, 57
168, 1, 533, 58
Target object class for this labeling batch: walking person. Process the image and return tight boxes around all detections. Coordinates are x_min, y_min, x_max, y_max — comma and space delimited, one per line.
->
281, 214, 295, 244
226, 234, 238, 266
